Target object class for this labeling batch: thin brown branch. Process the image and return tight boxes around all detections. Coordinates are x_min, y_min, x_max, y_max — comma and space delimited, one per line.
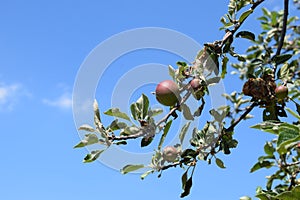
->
273, 0, 289, 74
108, 90, 192, 142
156, 90, 192, 127
225, 102, 258, 132
220, 0, 265, 47
275, 0, 289, 57
160, 161, 181, 171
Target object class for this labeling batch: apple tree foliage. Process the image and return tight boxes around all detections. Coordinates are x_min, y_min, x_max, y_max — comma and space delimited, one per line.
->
75, 0, 300, 199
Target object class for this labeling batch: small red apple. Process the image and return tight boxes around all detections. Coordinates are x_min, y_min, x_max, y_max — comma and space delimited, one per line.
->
275, 85, 288, 100
190, 78, 201, 90
155, 80, 180, 106
162, 146, 178, 162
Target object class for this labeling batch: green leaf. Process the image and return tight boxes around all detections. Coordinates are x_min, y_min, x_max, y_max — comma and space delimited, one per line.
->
250, 121, 280, 134
250, 160, 274, 173
179, 122, 191, 145
215, 158, 226, 169
120, 126, 140, 135
277, 63, 289, 80
140, 170, 154, 180
168, 65, 176, 80
130, 103, 139, 120
121, 164, 144, 174
94, 100, 107, 137
141, 135, 154, 147
209, 109, 225, 123
83, 150, 105, 163
115, 141, 127, 145
108, 119, 127, 131
277, 123, 300, 146
181, 104, 194, 120
262, 7, 271, 18
240, 196, 252, 200
104, 108, 131, 121
272, 54, 293, 65
78, 124, 96, 132
148, 108, 163, 117
221, 56, 228, 78
275, 185, 300, 200
277, 123, 300, 154
236, 31, 255, 41
286, 107, 300, 120
239, 10, 253, 23
264, 142, 275, 156
136, 94, 149, 119
256, 193, 272, 200
158, 120, 173, 150
206, 77, 221, 85
74, 134, 99, 148
181, 170, 188, 190
94, 100, 101, 124
180, 176, 193, 198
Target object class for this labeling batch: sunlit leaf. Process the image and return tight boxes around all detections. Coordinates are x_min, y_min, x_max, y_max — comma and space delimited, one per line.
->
121, 164, 144, 174
275, 185, 300, 200
158, 120, 172, 150
108, 119, 127, 131
141, 170, 154, 180
286, 107, 300, 120
206, 77, 221, 85
148, 108, 163, 117
240, 196, 252, 200
181, 104, 194, 120
83, 150, 105, 163
74, 134, 99, 148
250, 121, 280, 134
136, 94, 149, 119
130, 103, 139, 120
104, 108, 131, 121
168, 65, 176, 80
179, 122, 191, 145
78, 124, 95, 132
277, 123, 300, 147
239, 10, 253, 23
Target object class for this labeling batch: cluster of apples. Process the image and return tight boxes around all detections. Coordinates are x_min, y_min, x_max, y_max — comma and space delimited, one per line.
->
155, 79, 201, 162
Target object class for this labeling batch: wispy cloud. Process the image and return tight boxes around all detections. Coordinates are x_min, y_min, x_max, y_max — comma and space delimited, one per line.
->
43, 93, 72, 109
0, 83, 28, 111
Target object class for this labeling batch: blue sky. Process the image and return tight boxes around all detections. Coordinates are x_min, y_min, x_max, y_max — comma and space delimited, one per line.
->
0, 1, 297, 200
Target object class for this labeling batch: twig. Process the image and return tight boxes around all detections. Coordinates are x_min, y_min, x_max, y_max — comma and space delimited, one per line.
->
225, 102, 258, 132
220, 0, 265, 47
275, 0, 289, 57
108, 91, 192, 142
160, 161, 181, 171
285, 160, 300, 167
156, 90, 192, 127
273, 0, 289, 74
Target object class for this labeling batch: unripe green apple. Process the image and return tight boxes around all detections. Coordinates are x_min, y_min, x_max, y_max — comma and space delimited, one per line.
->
155, 80, 180, 106
275, 85, 288, 100
162, 146, 178, 162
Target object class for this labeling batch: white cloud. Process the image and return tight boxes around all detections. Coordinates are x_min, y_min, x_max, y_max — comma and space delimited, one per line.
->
43, 93, 72, 109
0, 83, 27, 111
